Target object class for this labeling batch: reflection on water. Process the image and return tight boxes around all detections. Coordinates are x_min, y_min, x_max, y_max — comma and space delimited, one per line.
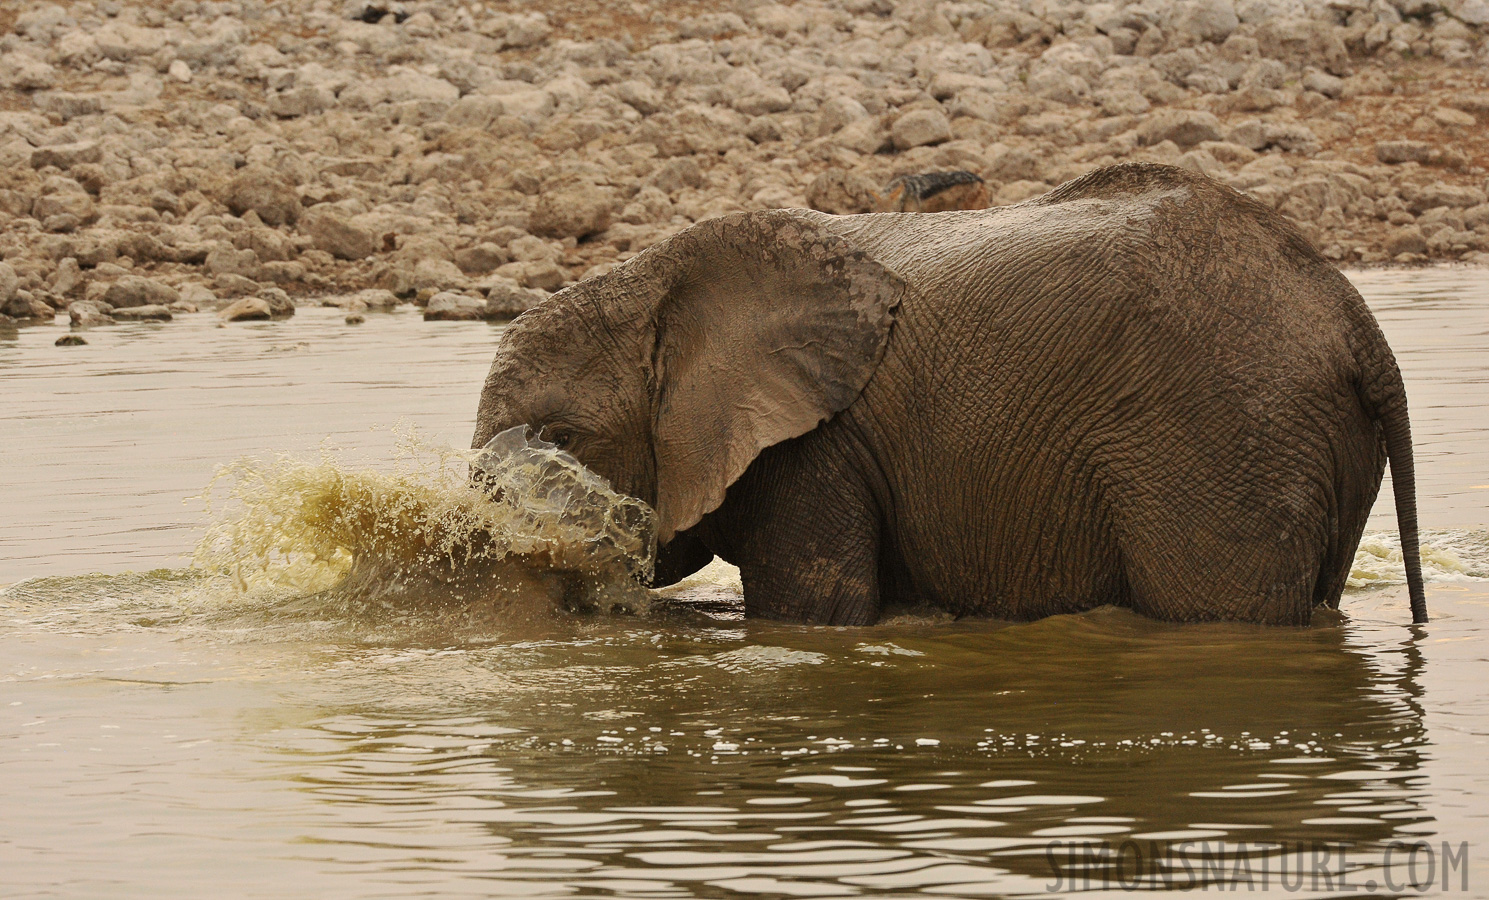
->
2, 269, 1488, 896
0, 570, 1473, 898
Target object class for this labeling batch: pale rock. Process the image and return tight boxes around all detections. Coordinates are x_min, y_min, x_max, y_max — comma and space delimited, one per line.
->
103, 276, 180, 309
68, 299, 116, 327
485, 280, 547, 319
94, 23, 168, 61
179, 284, 218, 308
950, 91, 1004, 122
1263, 123, 1319, 154
645, 105, 750, 156
753, 4, 808, 36
269, 84, 335, 118
168, 60, 193, 84
1096, 88, 1151, 116
1253, 17, 1351, 76
1227, 119, 1267, 150
1166, 0, 1240, 42
31, 92, 103, 121
984, 145, 1046, 182
359, 289, 400, 310
222, 166, 300, 227
454, 243, 510, 275
112, 304, 173, 321
504, 259, 567, 292
1302, 70, 1345, 99
218, 297, 273, 321
2, 292, 54, 320
483, 12, 552, 49
806, 170, 880, 215
0, 52, 57, 91
831, 117, 891, 154
423, 292, 490, 321
1444, 0, 1489, 25
679, 12, 748, 39
30, 141, 102, 170
1138, 109, 1223, 148
1376, 140, 1436, 164
530, 186, 615, 239
52, 258, 83, 297
412, 259, 468, 293
508, 235, 561, 263
0, 263, 17, 306
255, 288, 296, 318
729, 81, 794, 117
1406, 182, 1488, 212
1386, 226, 1429, 256
1198, 141, 1259, 165
1027, 69, 1090, 105
299, 208, 378, 260
1177, 148, 1226, 179
1433, 107, 1476, 128
206, 245, 261, 279
818, 96, 870, 135
56, 31, 101, 66
32, 191, 95, 224
891, 109, 954, 150
613, 80, 663, 116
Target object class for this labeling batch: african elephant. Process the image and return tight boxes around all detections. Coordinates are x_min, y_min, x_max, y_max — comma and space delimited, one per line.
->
472, 163, 1428, 626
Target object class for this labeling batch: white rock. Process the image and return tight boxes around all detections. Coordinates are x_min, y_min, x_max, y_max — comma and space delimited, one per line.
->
94, 23, 168, 61
891, 109, 953, 150
168, 60, 193, 84
1167, 0, 1240, 42
818, 95, 869, 135
0, 52, 57, 91
1444, 0, 1489, 25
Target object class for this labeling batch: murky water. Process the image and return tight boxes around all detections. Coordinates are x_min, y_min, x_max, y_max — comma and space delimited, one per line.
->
2, 270, 1487, 898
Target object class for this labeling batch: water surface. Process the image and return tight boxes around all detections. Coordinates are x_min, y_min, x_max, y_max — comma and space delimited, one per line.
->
1, 269, 1486, 898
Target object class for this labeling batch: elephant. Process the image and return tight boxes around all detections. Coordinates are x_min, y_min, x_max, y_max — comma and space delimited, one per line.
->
471, 163, 1428, 627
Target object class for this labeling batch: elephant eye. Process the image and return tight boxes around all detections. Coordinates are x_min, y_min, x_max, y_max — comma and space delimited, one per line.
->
540, 425, 574, 450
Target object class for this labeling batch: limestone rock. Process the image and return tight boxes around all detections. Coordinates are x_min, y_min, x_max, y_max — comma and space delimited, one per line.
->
806, 170, 881, 215
455, 243, 510, 275
0, 263, 17, 307
68, 299, 116, 327
1376, 141, 1437, 165
1138, 109, 1224, 148
218, 297, 273, 321
30, 141, 102, 170
1386, 226, 1429, 257
299, 208, 378, 260
221, 166, 301, 227
257, 288, 297, 318
485, 280, 546, 319
3, 290, 55, 320
530, 186, 615, 239
423, 292, 491, 321
412, 259, 469, 293
1167, 0, 1239, 42
112, 304, 173, 321
891, 109, 954, 150
103, 276, 181, 309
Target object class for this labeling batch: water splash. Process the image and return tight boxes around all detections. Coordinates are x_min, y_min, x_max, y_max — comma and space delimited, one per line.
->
1348, 529, 1489, 589
192, 427, 657, 616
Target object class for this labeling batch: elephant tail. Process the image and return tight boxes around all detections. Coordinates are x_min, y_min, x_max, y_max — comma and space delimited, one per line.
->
1369, 359, 1428, 625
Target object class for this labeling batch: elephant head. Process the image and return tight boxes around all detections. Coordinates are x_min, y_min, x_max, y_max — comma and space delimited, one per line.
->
471, 209, 904, 544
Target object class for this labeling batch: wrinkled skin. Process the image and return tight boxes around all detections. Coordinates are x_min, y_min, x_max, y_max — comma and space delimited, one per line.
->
473, 164, 1427, 626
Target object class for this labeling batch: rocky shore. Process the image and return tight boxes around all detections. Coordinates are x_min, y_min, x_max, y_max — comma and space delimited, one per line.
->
3, 0, 1489, 330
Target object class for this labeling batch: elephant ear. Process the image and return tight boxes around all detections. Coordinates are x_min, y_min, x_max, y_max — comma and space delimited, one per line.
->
643, 209, 904, 543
